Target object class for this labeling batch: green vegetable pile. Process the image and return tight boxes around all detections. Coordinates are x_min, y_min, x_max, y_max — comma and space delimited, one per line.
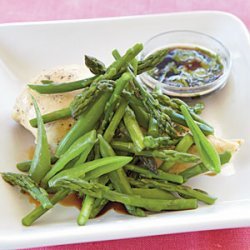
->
1, 43, 231, 226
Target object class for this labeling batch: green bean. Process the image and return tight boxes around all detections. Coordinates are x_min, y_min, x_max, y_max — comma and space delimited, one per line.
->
84, 161, 132, 181
180, 105, 221, 173
42, 130, 97, 186
22, 136, 96, 226
180, 151, 232, 180
16, 156, 58, 173
73, 141, 97, 166
56, 92, 111, 157
48, 156, 132, 187
28, 76, 97, 94
29, 96, 51, 183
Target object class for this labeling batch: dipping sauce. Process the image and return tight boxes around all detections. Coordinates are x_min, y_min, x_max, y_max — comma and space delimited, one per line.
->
148, 47, 223, 88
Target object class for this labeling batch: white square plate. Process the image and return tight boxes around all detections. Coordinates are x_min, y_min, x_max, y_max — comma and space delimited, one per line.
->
0, 11, 249, 249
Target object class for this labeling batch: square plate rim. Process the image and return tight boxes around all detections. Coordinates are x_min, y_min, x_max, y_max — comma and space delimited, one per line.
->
0, 10, 247, 33
0, 10, 250, 249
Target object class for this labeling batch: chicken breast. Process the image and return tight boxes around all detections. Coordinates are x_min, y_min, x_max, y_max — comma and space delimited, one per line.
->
169, 135, 243, 174
13, 64, 242, 167
12, 65, 92, 153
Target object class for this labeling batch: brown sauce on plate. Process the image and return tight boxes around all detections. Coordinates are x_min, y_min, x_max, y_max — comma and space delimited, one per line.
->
59, 193, 83, 210
96, 202, 128, 217
27, 192, 128, 217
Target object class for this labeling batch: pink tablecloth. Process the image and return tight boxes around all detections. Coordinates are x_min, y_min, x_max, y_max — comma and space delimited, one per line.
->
0, 0, 249, 249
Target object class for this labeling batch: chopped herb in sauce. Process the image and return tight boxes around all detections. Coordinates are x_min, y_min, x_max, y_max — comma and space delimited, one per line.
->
148, 47, 223, 88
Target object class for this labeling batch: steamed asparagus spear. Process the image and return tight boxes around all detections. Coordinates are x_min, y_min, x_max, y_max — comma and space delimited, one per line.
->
125, 164, 184, 184
100, 73, 132, 132
137, 48, 169, 74
99, 135, 145, 217
28, 47, 167, 94
1, 173, 52, 209
113, 49, 177, 136
85, 55, 106, 75
143, 135, 180, 148
123, 107, 145, 152
129, 178, 216, 205
29, 97, 51, 184
103, 99, 128, 142
53, 178, 198, 212
180, 151, 232, 180
22, 189, 69, 226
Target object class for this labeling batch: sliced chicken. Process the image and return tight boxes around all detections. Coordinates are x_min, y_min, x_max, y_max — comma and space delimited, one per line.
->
12, 65, 92, 153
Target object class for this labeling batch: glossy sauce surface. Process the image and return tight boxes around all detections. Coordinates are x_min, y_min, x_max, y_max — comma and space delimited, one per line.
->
96, 202, 128, 217
149, 47, 223, 88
